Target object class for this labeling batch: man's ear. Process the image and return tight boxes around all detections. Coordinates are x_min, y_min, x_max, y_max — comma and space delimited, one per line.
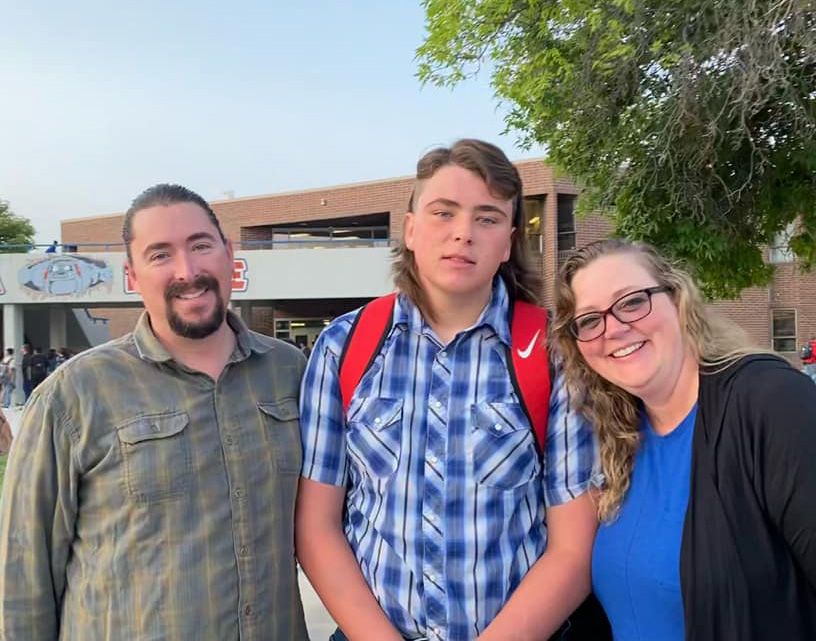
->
125, 262, 141, 295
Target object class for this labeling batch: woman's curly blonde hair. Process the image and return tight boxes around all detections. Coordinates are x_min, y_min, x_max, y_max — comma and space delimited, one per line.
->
553, 239, 763, 520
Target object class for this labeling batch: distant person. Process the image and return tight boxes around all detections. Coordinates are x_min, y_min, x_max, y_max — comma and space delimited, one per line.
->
55, 347, 69, 369
0, 348, 15, 409
0, 183, 308, 640
47, 348, 59, 374
29, 347, 49, 390
20, 343, 32, 402
45, 240, 58, 253
800, 335, 816, 382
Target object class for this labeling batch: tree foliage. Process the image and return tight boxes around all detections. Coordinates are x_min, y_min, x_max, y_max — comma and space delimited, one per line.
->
0, 200, 36, 252
418, 0, 816, 297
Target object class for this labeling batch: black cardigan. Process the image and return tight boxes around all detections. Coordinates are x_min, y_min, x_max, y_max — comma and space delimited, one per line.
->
682, 355, 816, 640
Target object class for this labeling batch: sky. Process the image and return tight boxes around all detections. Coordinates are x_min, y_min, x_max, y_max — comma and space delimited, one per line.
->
0, 0, 546, 245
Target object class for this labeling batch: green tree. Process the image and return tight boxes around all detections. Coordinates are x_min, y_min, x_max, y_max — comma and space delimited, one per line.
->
0, 200, 36, 252
418, 0, 816, 297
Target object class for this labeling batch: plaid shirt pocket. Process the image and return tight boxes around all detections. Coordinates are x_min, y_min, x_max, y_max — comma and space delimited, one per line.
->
116, 410, 191, 502
470, 402, 540, 490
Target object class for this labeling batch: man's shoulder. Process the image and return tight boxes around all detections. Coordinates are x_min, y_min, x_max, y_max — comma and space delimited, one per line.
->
246, 331, 307, 365
49, 334, 139, 380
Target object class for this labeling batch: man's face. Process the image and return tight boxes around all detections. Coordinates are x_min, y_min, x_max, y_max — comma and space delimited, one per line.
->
404, 165, 515, 304
126, 202, 234, 341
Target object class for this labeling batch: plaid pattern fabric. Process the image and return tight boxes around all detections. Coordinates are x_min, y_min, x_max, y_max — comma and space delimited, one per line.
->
0, 312, 308, 641
300, 280, 600, 641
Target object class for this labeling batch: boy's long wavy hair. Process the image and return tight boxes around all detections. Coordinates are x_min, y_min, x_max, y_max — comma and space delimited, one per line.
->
392, 139, 542, 318
553, 239, 766, 520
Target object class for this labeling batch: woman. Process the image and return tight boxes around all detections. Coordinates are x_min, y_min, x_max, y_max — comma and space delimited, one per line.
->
553, 239, 816, 641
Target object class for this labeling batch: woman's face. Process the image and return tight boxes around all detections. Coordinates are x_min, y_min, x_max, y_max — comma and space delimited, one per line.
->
570, 252, 690, 404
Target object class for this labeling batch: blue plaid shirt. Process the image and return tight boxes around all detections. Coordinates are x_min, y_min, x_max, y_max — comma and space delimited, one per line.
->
300, 280, 599, 641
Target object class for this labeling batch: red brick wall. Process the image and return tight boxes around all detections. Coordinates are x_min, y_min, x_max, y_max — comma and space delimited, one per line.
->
61, 162, 816, 360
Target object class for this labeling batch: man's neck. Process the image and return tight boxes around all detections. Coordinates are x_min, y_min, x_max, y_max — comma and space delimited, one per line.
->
150, 318, 237, 381
424, 286, 493, 345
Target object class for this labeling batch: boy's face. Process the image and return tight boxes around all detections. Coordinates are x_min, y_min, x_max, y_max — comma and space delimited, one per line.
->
404, 165, 515, 305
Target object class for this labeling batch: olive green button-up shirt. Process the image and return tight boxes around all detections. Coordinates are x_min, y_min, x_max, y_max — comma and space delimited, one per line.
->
0, 312, 308, 641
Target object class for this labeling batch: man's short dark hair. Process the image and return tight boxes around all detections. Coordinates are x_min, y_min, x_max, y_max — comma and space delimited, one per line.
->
122, 184, 226, 260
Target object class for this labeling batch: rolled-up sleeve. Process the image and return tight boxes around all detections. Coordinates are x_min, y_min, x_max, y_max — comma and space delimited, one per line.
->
0, 388, 79, 641
542, 361, 602, 507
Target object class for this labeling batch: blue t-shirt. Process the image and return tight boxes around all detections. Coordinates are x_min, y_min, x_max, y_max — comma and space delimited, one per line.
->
592, 404, 697, 641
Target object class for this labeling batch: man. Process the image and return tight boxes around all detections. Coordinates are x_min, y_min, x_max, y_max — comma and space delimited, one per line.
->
29, 346, 49, 390
45, 240, 58, 253
20, 343, 32, 402
0, 184, 308, 640
297, 140, 600, 641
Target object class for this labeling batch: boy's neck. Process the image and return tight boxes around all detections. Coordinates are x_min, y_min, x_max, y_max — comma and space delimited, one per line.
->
425, 286, 493, 345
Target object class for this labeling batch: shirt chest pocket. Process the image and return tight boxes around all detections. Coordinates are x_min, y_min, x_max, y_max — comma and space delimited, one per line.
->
346, 397, 403, 480
259, 399, 302, 475
116, 411, 191, 503
470, 402, 540, 490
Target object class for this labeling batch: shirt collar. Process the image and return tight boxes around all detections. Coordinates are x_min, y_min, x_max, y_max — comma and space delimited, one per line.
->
133, 309, 271, 363
394, 277, 512, 346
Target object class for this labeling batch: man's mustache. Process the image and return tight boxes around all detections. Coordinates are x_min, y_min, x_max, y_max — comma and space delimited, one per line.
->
164, 274, 220, 302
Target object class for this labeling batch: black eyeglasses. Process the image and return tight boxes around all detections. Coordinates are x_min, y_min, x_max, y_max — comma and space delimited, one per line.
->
569, 286, 671, 342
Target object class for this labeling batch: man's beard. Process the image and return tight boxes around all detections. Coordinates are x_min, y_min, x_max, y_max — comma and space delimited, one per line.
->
164, 275, 226, 339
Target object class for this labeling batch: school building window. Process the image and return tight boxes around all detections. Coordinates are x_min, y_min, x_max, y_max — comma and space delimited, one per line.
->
771, 309, 797, 352
557, 194, 576, 251
523, 197, 545, 254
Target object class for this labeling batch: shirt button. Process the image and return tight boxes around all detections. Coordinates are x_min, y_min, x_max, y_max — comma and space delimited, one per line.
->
225, 435, 235, 445
373, 417, 381, 425
234, 488, 243, 498
427, 513, 436, 522
428, 455, 438, 464
240, 545, 248, 555
493, 423, 503, 432
150, 424, 160, 433
439, 351, 447, 359
434, 401, 442, 409
244, 605, 252, 616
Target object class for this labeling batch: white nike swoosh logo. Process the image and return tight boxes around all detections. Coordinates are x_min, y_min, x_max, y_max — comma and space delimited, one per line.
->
516, 330, 541, 359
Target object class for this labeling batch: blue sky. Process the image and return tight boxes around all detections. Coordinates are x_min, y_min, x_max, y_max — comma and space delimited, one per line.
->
1, 1, 545, 244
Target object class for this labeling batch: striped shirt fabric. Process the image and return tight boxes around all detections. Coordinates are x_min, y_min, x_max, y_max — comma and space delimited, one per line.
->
0, 311, 308, 641
300, 280, 600, 641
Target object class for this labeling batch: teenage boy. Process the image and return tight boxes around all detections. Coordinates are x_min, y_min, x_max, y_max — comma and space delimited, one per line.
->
297, 140, 600, 641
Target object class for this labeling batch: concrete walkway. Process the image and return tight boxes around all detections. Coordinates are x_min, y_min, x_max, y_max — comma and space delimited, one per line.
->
4, 407, 336, 640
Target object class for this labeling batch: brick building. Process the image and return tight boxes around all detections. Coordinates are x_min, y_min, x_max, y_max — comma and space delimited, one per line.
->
61, 159, 809, 362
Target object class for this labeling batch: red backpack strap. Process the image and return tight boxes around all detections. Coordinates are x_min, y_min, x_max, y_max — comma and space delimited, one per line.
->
508, 300, 551, 455
338, 293, 398, 414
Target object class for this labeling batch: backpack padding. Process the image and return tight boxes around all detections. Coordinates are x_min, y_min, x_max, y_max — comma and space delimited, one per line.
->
338, 293, 397, 413
509, 300, 551, 454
